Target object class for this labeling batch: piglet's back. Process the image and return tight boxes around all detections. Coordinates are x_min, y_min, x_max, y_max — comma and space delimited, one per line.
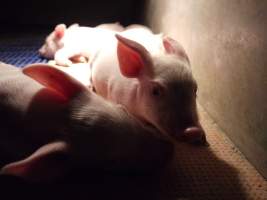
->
0, 62, 44, 116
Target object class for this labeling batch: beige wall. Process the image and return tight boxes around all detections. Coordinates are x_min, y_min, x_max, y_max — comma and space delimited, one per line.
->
146, 0, 267, 178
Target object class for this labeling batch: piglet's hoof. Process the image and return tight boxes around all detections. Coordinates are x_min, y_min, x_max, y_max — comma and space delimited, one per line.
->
70, 55, 88, 64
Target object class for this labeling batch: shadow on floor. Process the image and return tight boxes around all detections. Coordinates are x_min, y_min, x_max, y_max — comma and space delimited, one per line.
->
159, 142, 247, 200
0, 142, 247, 200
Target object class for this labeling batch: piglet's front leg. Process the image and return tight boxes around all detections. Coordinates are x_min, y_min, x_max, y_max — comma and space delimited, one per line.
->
55, 49, 89, 67
54, 49, 76, 67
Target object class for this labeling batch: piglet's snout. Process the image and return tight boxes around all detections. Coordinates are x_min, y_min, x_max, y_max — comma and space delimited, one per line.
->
181, 126, 208, 145
38, 47, 45, 55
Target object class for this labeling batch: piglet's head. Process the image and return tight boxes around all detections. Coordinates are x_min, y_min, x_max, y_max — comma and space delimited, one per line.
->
116, 34, 206, 145
39, 24, 66, 59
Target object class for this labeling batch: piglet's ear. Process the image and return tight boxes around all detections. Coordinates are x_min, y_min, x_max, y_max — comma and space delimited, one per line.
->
116, 34, 153, 78
54, 24, 66, 39
163, 37, 190, 63
0, 141, 71, 182
23, 64, 86, 100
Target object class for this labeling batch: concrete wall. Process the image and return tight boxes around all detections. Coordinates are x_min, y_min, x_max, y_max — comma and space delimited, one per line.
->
146, 0, 267, 178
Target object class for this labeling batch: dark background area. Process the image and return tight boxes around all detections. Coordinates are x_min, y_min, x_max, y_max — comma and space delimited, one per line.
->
0, 0, 147, 67
0, 0, 145, 34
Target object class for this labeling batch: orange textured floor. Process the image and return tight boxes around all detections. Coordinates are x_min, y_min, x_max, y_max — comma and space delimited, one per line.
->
157, 104, 267, 200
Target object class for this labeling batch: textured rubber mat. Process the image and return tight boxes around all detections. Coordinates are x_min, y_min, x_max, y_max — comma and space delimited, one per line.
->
0, 35, 48, 67
157, 105, 267, 200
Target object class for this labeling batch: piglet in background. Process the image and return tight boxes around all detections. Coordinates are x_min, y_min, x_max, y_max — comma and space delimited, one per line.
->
0, 62, 173, 182
39, 23, 124, 66
38, 23, 124, 87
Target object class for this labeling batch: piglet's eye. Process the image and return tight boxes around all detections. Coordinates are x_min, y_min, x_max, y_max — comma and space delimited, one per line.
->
151, 84, 164, 97
194, 85, 198, 94
152, 87, 161, 96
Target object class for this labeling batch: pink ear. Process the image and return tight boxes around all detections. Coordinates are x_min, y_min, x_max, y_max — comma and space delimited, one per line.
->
23, 64, 86, 100
163, 37, 190, 63
116, 34, 152, 78
54, 24, 66, 39
0, 141, 70, 182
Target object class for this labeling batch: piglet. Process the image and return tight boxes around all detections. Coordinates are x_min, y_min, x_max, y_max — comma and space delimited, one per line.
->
39, 23, 119, 67
0, 62, 173, 182
91, 27, 207, 145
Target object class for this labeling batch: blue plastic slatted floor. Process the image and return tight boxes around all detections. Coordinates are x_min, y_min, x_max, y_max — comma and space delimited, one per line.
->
0, 35, 48, 68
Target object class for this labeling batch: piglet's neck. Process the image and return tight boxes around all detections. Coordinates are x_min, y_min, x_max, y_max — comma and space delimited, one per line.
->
109, 78, 140, 115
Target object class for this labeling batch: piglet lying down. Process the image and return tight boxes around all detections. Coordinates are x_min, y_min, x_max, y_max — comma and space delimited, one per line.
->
38, 23, 123, 67
0, 62, 173, 182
